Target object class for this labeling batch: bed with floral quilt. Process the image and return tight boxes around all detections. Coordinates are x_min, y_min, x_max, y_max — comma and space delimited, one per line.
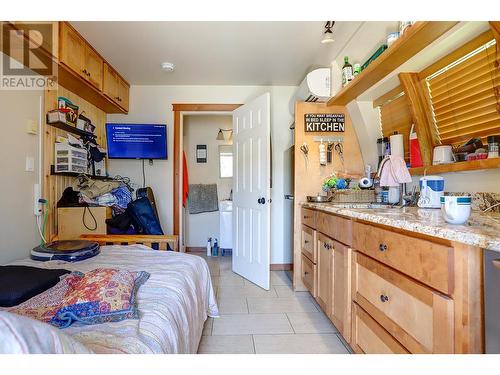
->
0, 245, 219, 354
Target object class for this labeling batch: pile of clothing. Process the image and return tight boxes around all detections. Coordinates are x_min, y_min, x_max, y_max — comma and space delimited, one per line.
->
73, 176, 132, 215
58, 175, 163, 236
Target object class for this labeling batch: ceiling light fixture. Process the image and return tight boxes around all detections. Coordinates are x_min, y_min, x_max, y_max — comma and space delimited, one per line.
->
161, 62, 175, 72
321, 21, 335, 44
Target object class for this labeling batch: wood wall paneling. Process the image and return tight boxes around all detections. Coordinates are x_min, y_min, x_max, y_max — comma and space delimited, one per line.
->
292, 102, 364, 291
43, 86, 107, 240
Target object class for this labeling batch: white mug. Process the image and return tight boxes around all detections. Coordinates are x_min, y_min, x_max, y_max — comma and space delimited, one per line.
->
433, 145, 455, 165
440, 196, 471, 225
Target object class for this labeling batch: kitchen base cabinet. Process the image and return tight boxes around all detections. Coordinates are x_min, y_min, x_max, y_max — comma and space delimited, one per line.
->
295, 205, 483, 354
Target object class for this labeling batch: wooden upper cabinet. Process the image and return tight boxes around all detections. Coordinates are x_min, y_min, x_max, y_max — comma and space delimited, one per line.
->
60, 22, 85, 78
103, 62, 119, 100
58, 22, 129, 114
103, 63, 129, 111
84, 45, 103, 90
117, 77, 130, 112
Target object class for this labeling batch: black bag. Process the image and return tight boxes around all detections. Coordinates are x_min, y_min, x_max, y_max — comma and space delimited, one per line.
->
127, 197, 164, 235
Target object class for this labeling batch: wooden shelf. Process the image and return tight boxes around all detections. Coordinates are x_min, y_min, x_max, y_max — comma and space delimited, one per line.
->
327, 21, 459, 106
50, 165, 110, 180
46, 120, 96, 138
409, 158, 500, 175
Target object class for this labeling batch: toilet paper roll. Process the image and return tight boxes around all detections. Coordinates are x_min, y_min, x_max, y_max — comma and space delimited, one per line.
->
390, 133, 404, 158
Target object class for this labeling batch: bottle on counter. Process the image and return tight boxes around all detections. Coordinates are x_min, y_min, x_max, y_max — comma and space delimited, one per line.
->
342, 56, 353, 87
353, 63, 361, 77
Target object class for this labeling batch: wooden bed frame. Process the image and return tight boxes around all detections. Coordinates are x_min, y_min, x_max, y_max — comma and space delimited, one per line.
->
80, 234, 179, 252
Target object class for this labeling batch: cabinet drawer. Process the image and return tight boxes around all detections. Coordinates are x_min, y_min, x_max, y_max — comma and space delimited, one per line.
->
352, 303, 409, 354
353, 252, 454, 353
353, 222, 453, 295
301, 225, 316, 263
316, 212, 352, 246
301, 208, 316, 228
301, 254, 316, 297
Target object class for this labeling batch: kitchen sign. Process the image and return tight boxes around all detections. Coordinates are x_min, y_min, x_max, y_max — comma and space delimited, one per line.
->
305, 113, 345, 133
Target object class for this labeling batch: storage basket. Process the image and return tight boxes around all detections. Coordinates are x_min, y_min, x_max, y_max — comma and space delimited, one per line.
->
327, 189, 375, 203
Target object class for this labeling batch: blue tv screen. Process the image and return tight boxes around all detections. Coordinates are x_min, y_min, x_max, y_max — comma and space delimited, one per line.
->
106, 123, 167, 159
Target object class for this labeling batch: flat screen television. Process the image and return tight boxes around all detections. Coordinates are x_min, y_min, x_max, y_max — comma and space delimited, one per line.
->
106, 123, 167, 159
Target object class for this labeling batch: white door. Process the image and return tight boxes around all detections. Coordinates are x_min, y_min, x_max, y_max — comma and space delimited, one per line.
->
232, 93, 271, 290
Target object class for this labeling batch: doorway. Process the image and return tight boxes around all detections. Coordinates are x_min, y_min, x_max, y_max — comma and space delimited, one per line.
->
172, 95, 272, 290
182, 114, 234, 252
172, 104, 241, 241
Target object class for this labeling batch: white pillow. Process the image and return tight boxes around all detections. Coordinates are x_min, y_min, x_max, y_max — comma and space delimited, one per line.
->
0, 311, 93, 354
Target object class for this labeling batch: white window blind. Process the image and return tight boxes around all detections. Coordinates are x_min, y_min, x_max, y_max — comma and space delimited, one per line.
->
426, 39, 500, 147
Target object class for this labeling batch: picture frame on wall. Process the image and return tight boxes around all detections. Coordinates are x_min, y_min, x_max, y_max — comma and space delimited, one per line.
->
196, 144, 207, 163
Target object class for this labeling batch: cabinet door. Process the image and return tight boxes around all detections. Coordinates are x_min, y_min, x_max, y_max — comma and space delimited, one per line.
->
60, 22, 85, 77
84, 45, 103, 90
316, 232, 333, 316
331, 240, 352, 342
117, 77, 130, 112
103, 63, 119, 101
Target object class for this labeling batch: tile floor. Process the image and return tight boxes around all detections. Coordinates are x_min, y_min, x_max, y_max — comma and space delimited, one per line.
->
195, 253, 352, 354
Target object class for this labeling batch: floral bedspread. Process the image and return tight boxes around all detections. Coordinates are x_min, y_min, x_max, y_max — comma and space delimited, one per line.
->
8, 246, 219, 353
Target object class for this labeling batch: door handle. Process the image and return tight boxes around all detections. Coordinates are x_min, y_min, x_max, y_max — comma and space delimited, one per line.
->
284, 195, 294, 200
492, 260, 500, 270
257, 197, 265, 204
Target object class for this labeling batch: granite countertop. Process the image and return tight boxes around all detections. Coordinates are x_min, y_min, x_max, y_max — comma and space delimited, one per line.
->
302, 202, 500, 251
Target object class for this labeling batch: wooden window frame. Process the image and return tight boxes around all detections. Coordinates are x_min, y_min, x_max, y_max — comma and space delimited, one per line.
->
374, 28, 500, 175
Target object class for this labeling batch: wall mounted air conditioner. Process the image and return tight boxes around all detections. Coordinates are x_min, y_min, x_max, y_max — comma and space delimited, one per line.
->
289, 68, 331, 116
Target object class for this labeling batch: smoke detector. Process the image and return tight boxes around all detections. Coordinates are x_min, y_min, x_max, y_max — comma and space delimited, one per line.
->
161, 62, 175, 72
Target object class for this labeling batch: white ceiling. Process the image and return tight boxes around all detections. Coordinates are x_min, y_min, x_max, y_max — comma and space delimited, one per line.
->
71, 21, 362, 86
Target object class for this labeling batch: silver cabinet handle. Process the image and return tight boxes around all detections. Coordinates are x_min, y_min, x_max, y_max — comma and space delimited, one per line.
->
380, 294, 389, 303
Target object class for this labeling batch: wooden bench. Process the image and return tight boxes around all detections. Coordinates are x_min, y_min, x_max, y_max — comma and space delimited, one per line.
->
80, 234, 179, 252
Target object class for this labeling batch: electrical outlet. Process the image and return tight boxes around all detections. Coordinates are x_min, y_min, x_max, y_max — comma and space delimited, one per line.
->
34, 184, 43, 216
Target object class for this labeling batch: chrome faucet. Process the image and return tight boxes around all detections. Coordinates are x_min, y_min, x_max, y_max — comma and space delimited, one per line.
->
399, 184, 417, 207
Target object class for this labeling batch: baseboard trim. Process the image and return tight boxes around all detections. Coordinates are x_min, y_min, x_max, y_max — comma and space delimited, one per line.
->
185, 247, 206, 253
186, 247, 233, 255
270, 263, 293, 271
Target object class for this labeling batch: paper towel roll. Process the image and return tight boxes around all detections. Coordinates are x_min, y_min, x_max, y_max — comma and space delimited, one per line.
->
390, 133, 404, 158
